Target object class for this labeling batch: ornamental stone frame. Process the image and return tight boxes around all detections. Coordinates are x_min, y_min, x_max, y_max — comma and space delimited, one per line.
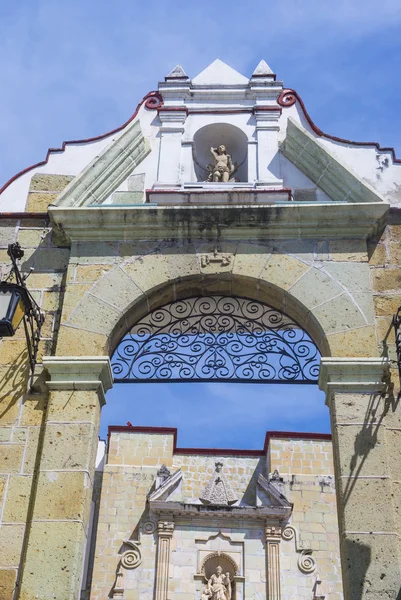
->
1, 200, 399, 600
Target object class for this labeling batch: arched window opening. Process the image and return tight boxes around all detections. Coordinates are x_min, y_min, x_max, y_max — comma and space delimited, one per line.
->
111, 296, 321, 384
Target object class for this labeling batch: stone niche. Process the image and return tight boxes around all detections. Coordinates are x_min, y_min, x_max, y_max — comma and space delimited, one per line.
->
194, 531, 245, 600
193, 123, 248, 183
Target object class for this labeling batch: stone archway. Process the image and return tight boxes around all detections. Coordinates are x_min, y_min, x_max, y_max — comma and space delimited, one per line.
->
17, 240, 394, 600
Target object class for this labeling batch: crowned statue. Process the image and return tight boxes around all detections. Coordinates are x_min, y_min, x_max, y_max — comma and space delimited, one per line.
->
201, 566, 232, 600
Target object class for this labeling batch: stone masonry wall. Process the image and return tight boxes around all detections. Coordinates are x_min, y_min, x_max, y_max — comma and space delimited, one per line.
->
0, 174, 71, 599
89, 430, 342, 600
268, 437, 342, 600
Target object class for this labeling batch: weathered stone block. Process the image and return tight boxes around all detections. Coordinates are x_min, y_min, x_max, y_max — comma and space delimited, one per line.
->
338, 478, 395, 531
330, 392, 386, 425
57, 325, 108, 356
75, 264, 113, 283
340, 533, 401, 599
326, 326, 377, 357
313, 293, 366, 334
368, 241, 386, 266
373, 295, 401, 317
47, 390, 100, 424
259, 254, 309, 291
26, 192, 59, 212
372, 267, 401, 292
0, 338, 28, 365
70, 241, 118, 264
2, 475, 32, 522
20, 394, 47, 427
22, 427, 40, 474
330, 239, 368, 262
324, 261, 371, 292
34, 471, 92, 527
90, 267, 143, 312
123, 254, 171, 293
389, 241, 401, 265
232, 243, 271, 280
65, 293, 121, 335
164, 244, 200, 280
289, 267, 343, 309
333, 424, 388, 478
29, 173, 74, 192
0, 220, 17, 248
0, 444, 23, 473
0, 568, 16, 599
17, 228, 46, 248
18, 520, 86, 600
0, 524, 24, 566
40, 423, 98, 471
61, 283, 92, 322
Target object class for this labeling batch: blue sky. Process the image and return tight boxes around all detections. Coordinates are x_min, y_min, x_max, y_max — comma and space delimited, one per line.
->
1, 0, 399, 447
102, 383, 329, 447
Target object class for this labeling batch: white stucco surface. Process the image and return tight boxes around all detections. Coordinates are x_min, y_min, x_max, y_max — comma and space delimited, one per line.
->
1, 59, 400, 212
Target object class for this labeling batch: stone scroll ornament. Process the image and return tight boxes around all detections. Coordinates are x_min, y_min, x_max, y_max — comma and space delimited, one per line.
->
200, 462, 237, 505
120, 540, 142, 569
282, 526, 317, 574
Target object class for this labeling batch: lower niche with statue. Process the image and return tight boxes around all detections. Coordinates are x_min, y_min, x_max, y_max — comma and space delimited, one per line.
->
86, 428, 342, 600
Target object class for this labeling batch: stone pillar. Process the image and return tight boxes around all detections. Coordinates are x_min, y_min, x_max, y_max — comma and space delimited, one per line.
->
155, 519, 175, 600
265, 524, 282, 600
17, 357, 112, 600
319, 357, 401, 600
254, 108, 282, 186
156, 109, 187, 187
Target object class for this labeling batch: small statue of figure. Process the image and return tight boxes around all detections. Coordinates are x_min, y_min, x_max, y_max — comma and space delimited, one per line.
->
209, 145, 234, 183
207, 566, 231, 600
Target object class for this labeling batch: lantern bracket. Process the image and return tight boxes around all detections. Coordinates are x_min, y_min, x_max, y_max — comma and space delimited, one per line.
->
0, 243, 44, 375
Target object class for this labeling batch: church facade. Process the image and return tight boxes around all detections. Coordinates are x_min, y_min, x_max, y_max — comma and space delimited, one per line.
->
0, 59, 400, 600
86, 428, 340, 600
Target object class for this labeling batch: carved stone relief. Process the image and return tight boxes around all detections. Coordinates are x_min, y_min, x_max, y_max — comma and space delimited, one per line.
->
200, 462, 237, 505
200, 249, 232, 268
120, 539, 142, 569
281, 526, 317, 574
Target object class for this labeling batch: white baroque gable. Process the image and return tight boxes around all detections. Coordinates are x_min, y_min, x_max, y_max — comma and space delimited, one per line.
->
1, 58, 400, 212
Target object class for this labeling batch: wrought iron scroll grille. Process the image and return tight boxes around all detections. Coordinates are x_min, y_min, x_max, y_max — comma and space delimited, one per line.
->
111, 296, 320, 383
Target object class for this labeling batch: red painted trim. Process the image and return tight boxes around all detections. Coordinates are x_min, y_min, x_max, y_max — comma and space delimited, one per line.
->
278, 89, 401, 164
0, 212, 49, 219
263, 430, 332, 452
0, 91, 164, 197
253, 106, 282, 113
158, 107, 188, 114
107, 426, 331, 455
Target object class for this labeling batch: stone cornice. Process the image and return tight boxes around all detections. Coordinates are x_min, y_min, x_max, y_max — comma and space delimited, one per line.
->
149, 500, 292, 521
318, 357, 390, 403
280, 118, 385, 204
49, 201, 388, 244
43, 356, 113, 405
54, 120, 150, 208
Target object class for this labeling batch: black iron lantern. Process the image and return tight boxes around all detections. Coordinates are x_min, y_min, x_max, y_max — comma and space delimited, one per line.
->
0, 243, 44, 373
0, 282, 31, 336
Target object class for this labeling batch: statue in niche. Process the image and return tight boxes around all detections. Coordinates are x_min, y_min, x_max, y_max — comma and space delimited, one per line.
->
208, 145, 235, 182
202, 566, 231, 600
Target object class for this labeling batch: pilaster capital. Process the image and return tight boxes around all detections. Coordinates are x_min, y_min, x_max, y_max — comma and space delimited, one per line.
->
43, 356, 113, 405
265, 524, 282, 542
318, 357, 389, 402
157, 520, 175, 538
